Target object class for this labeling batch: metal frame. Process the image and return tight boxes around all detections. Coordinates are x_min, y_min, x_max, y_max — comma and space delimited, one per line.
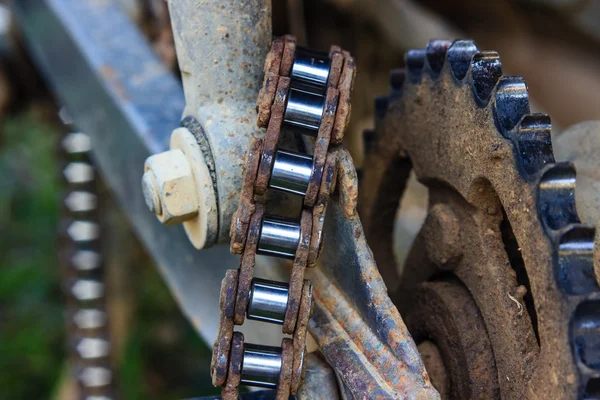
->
13, 0, 439, 398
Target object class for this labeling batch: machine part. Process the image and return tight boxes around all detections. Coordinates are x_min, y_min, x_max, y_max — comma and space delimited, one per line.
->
269, 149, 313, 196
167, 0, 271, 245
59, 119, 117, 399
143, 126, 218, 248
360, 39, 600, 398
283, 88, 326, 134
199, 353, 341, 399
17, 1, 439, 398
241, 344, 283, 389
290, 47, 331, 93
213, 36, 357, 398
247, 278, 290, 325
257, 215, 302, 259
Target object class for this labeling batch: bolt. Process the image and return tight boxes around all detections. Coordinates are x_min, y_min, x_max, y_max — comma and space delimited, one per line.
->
142, 170, 162, 215
143, 149, 199, 225
142, 127, 219, 249
422, 203, 462, 269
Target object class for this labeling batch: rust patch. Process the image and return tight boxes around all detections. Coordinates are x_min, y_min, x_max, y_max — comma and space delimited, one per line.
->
276, 338, 294, 400
308, 152, 338, 267
280, 35, 297, 77
255, 77, 290, 195
257, 37, 284, 128
327, 51, 344, 89
332, 54, 357, 144
283, 210, 312, 334
291, 281, 312, 394
221, 332, 244, 400
304, 88, 338, 207
211, 269, 238, 386
336, 148, 358, 218
229, 138, 262, 254
234, 205, 264, 325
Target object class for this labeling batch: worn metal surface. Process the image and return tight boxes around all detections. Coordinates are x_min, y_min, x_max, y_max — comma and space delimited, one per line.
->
168, 0, 271, 244
200, 353, 340, 399
361, 39, 600, 398
309, 201, 439, 399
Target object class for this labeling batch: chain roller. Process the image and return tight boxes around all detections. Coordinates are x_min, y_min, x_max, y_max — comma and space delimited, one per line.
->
211, 35, 355, 398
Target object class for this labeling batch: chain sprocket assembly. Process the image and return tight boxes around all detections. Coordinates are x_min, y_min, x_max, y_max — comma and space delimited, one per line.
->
360, 39, 600, 399
59, 112, 117, 399
211, 35, 355, 398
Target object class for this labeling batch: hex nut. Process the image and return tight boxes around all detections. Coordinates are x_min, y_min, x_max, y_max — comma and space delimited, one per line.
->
142, 171, 162, 216
144, 149, 199, 225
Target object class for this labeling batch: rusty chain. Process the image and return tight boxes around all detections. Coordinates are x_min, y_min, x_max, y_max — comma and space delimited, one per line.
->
211, 35, 355, 399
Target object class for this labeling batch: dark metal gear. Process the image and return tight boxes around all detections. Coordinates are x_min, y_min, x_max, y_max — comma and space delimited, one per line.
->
360, 39, 600, 399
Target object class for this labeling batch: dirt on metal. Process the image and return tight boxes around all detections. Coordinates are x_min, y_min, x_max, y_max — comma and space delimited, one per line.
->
229, 138, 261, 254
221, 332, 243, 400
283, 210, 312, 334
233, 205, 264, 325
211, 269, 238, 386
360, 39, 599, 398
292, 281, 313, 394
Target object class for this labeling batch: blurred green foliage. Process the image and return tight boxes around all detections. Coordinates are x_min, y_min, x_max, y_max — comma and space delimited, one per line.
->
0, 111, 64, 400
0, 111, 217, 399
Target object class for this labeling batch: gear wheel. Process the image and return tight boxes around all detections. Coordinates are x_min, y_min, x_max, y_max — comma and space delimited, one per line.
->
360, 39, 600, 399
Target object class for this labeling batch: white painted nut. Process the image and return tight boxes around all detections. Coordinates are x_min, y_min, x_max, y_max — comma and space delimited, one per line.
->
143, 149, 199, 225
142, 127, 218, 249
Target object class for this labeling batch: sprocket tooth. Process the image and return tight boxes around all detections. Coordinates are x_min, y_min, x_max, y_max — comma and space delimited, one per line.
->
447, 39, 479, 81
389, 68, 405, 100
375, 96, 389, 120
494, 76, 530, 135
557, 224, 597, 296
516, 114, 554, 177
470, 51, 502, 106
572, 299, 600, 382
424, 40, 452, 77
538, 163, 580, 231
405, 49, 426, 84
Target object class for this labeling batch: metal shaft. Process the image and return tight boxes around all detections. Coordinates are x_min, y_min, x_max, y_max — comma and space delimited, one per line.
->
283, 88, 325, 135
247, 278, 289, 324
257, 215, 301, 259
290, 47, 330, 94
241, 344, 282, 389
269, 149, 313, 196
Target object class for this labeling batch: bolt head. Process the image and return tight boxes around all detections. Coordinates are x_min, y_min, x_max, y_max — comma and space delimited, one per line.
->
143, 149, 199, 225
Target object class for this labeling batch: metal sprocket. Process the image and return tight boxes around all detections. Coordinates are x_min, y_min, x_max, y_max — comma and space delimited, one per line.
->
360, 39, 600, 399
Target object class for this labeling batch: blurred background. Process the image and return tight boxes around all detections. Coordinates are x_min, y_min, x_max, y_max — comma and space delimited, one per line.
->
2, 0, 600, 398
